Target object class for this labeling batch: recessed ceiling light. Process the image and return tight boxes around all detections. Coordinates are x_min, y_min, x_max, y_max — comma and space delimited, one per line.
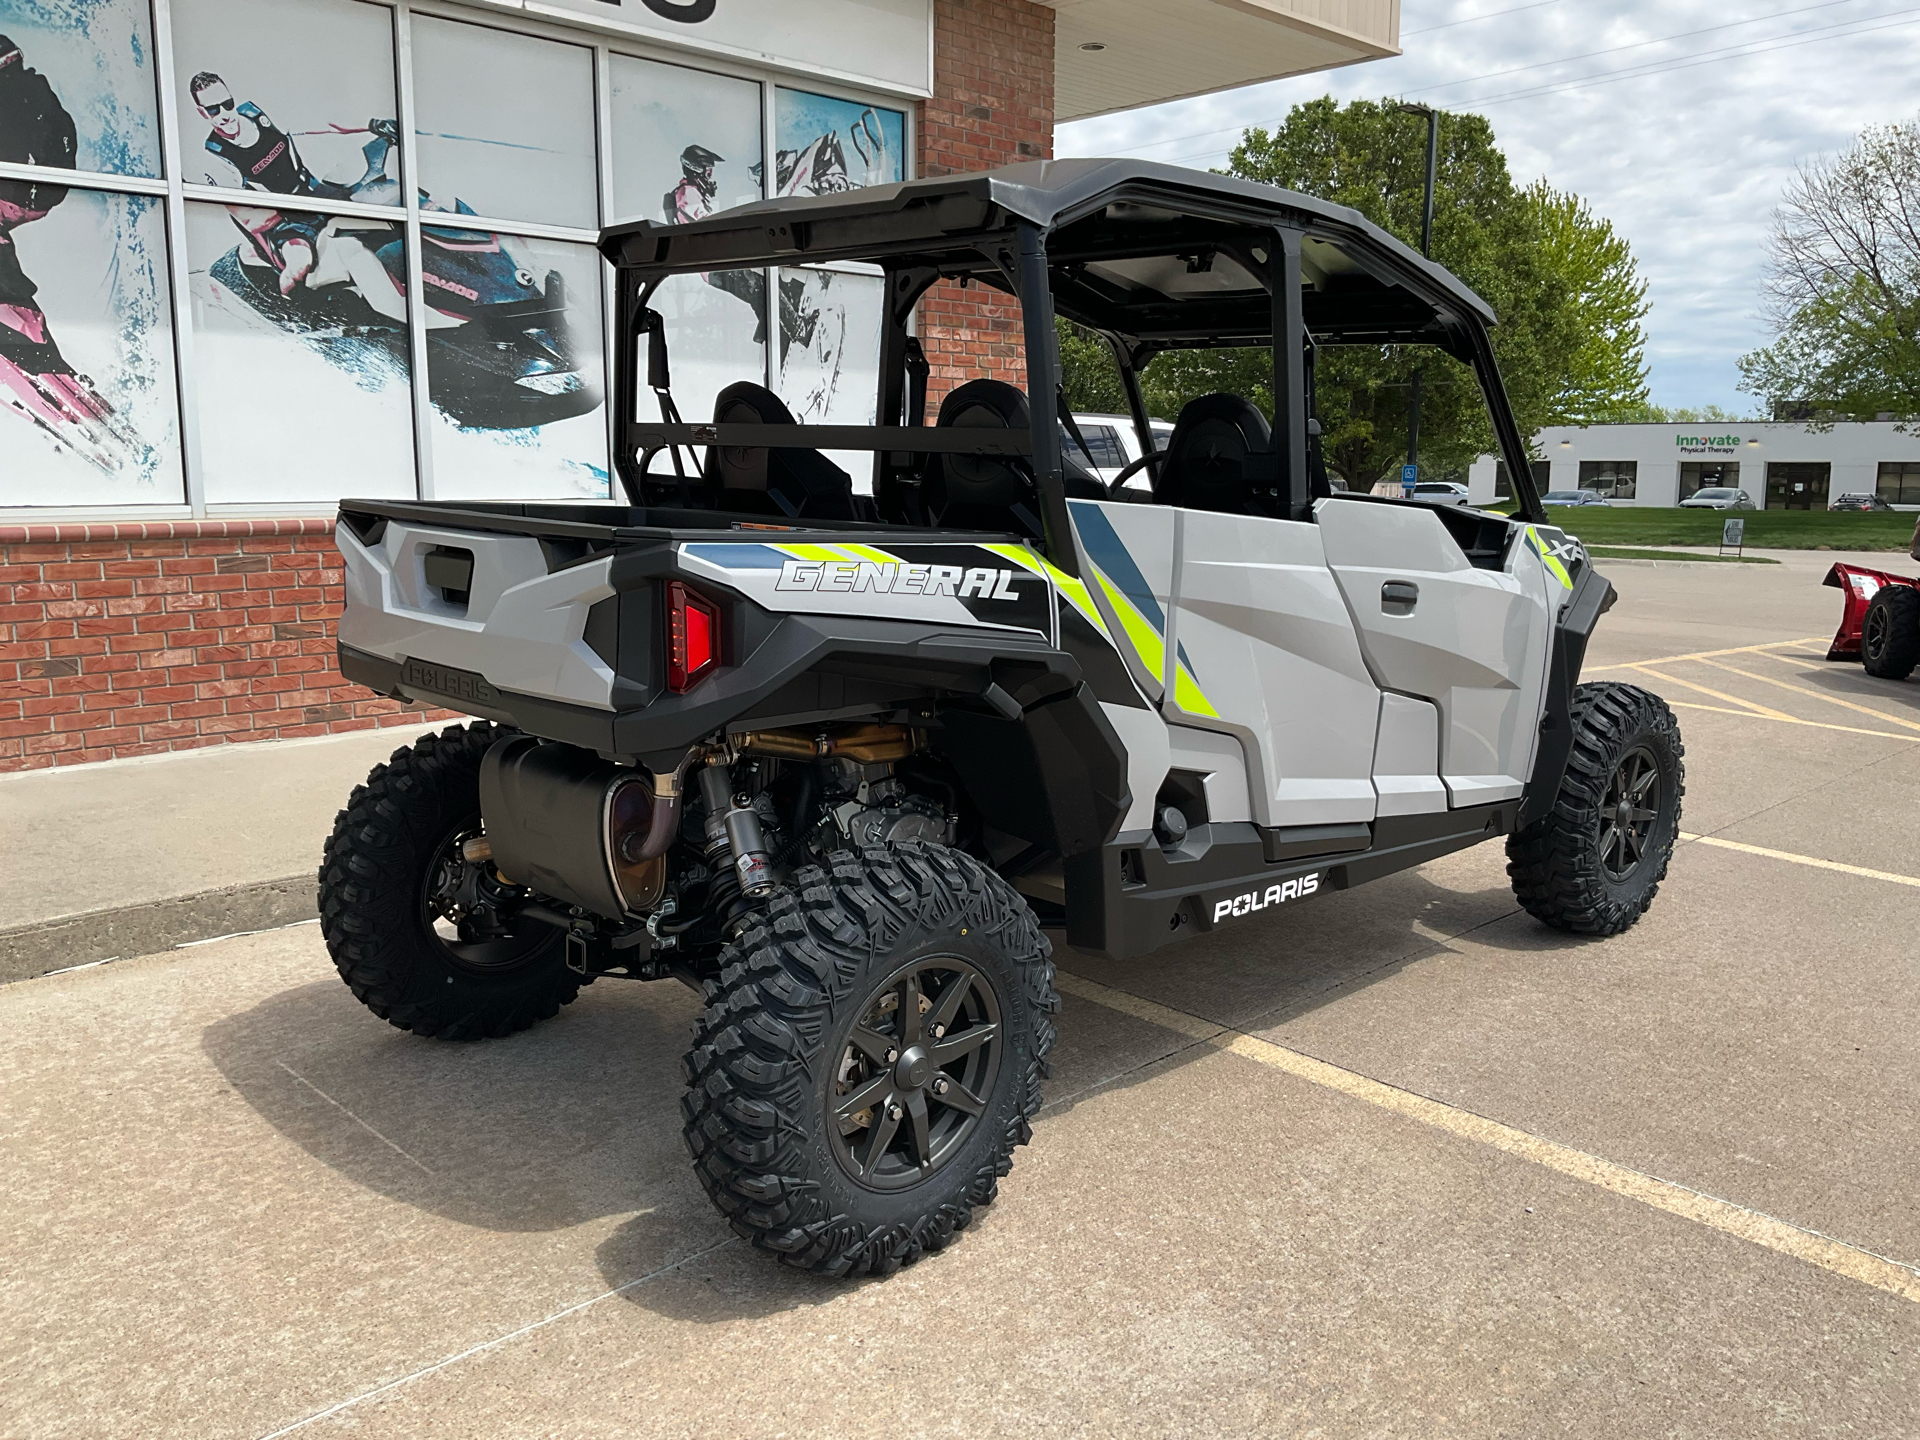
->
1080, 42, 1106, 51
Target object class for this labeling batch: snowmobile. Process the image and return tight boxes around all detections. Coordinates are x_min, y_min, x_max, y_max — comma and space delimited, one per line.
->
208, 123, 600, 430
321, 159, 1685, 1279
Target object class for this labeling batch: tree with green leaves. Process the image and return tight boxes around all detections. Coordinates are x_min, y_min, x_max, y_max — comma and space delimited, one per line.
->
1738, 118, 1920, 423
1058, 98, 1651, 491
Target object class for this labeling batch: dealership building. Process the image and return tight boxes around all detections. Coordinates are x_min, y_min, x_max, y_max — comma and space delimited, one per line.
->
1467, 420, 1920, 510
0, 0, 1402, 769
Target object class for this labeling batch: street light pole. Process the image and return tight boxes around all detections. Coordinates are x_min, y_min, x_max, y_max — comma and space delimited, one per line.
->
1397, 102, 1439, 497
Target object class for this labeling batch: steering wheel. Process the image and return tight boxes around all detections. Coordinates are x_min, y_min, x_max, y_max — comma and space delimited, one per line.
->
1105, 450, 1167, 498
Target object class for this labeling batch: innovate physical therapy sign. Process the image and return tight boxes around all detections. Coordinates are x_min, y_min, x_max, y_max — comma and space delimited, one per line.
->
485, 0, 935, 95
1676, 431, 1741, 455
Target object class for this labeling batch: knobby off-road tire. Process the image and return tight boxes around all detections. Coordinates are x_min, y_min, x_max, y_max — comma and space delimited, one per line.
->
683, 841, 1058, 1277
318, 721, 579, 1039
1861, 583, 1920, 680
1507, 682, 1685, 936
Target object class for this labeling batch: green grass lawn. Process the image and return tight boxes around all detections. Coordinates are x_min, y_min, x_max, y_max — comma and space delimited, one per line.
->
1585, 545, 1778, 564
1534, 506, 1917, 551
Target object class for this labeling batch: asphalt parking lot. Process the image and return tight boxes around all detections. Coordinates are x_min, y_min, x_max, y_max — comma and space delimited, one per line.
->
4, 548, 1918, 1438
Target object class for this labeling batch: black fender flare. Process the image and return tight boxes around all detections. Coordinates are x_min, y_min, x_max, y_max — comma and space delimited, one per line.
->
1518, 561, 1616, 829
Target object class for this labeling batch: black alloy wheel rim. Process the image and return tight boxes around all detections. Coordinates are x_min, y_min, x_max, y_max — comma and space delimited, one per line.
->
1600, 746, 1662, 882
1864, 605, 1890, 663
418, 820, 556, 972
827, 957, 1004, 1193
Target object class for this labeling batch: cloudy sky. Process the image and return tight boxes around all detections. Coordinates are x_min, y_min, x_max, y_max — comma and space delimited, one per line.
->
1057, 0, 1920, 413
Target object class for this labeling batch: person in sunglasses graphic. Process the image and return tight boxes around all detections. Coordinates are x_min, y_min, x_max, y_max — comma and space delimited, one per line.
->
189, 71, 351, 295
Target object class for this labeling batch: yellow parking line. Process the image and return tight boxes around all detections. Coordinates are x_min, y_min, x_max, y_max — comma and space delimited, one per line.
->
1694, 657, 1920, 734
1626, 665, 1799, 721
1055, 971, 1920, 1305
1587, 638, 1828, 672
1677, 831, 1920, 888
1663, 700, 1920, 743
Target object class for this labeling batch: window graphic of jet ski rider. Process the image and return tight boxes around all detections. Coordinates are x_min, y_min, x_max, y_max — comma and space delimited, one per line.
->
189, 71, 354, 295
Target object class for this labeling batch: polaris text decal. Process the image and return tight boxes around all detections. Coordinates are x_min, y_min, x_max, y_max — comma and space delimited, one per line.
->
1213, 873, 1321, 924
776, 560, 1024, 600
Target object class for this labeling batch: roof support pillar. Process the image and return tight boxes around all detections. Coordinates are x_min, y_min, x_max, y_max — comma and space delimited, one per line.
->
1271, 228, 1310, 521
1017, 222, 1080, 575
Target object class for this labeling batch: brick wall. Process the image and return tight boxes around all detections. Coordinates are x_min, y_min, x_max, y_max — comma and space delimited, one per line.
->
917, 0, 1055, 411
0, 519, 443, 773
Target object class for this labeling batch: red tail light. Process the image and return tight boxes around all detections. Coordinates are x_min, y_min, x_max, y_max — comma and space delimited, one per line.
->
666, 581, 720, 693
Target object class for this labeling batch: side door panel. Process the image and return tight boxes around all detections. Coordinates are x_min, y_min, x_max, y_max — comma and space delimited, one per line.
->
1167, 508, 1382, 827
1316, 501, 1552, 806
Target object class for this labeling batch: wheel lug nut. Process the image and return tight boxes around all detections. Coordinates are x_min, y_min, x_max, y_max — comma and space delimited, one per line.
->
885, 1049, 898, 1063
888, 1104, 903, 1120
931, 1025, 945, 1039
932, 1077, 949, 1094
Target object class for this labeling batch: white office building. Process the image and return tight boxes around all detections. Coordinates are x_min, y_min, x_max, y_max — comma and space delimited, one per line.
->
1467, 421, 1920, 510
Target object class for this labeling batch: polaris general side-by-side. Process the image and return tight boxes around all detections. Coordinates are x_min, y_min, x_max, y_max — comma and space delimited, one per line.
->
319, 160, 1685, 1277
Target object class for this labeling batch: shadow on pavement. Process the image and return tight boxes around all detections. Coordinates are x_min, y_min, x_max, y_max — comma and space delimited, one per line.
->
199, 848, 1598, 1320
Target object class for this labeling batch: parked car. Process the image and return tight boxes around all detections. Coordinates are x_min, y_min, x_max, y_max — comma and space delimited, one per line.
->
1829, 493, 1892, 511
1679, 487, 1755, 510
1409, 480, 1470, 504
1543, 489, 1609, 507
1066, 412, 1173, 497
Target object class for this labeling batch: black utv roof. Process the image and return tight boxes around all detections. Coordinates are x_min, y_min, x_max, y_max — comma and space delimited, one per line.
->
599, 158, 1498, 351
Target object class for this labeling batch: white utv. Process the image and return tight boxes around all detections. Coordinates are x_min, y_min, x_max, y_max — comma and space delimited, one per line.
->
320, 160, 1684, 1277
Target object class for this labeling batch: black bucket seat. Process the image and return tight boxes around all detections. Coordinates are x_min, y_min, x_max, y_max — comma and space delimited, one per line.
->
1154, 393, 1274, 515
703, 381, 858, 520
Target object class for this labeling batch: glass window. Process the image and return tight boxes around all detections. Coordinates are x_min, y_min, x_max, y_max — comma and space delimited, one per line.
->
774, 89, 904, 194
1766, 461, 1830, 510
0, 187, 182, 506
426, 229, 607, 501
1680, 460, 1740, 499
410, 17, 597, 229
1492, 460, 1549, 499
609, 55, 762, 224
647, 270, 767, 432
184, 200, 414, 504
170, 0, 397, 205
1068, 424, 1127, 469
1877, 461, 1920, 506
1578, 460, 1636, 500
0, 2, 161, 178
778, 264, 883, 487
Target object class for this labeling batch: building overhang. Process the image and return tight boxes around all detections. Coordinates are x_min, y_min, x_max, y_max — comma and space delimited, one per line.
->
1042, 0, 1402, 121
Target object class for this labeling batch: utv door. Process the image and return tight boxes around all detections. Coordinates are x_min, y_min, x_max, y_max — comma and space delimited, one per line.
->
1315, 499, 1553, 807
1159, 507, 1383, 828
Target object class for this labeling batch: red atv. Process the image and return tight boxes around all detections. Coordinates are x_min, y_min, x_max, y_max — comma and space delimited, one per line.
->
1826, 514, 1920, 679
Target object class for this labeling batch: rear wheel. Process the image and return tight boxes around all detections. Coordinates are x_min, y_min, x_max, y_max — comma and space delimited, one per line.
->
682, 842, 1056, 1277
318, 722, 579, 1039
1861, 584, 1920, 679
1507, 682, 1685, 936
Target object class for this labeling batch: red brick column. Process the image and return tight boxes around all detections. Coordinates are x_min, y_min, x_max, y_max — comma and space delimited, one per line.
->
0, 518, 446, 772
917, 0, 1056, 411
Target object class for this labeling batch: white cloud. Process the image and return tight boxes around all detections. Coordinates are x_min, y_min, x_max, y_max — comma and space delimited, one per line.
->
1057, 0, 1920, 411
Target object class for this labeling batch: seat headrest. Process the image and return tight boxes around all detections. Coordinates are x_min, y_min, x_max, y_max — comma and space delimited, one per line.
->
706, 381, 796, 493
933, 379, 1031, 506
1155, 393, 1272, 514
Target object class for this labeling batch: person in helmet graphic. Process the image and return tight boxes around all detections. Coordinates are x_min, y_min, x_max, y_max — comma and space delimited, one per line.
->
665, 144, 727, 225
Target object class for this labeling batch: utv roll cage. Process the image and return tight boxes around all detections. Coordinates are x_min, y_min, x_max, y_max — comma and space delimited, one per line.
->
598, 156, 1548, 566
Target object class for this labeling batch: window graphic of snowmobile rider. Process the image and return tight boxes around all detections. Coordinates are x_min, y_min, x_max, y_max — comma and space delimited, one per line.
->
0, 34, 134, 474
190, 71, 356, 295
663, 144, 770, 340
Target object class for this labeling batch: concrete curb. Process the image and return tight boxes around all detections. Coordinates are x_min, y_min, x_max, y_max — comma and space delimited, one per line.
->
0, 876, 317, 985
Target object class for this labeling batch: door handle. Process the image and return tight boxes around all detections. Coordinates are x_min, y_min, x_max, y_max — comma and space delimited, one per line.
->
1381, 580, 1418, 614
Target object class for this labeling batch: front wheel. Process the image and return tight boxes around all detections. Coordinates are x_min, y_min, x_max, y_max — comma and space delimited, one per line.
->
1507, 682, 1685, 936
1861, 584, 1920, 680
682, 842, 1057, 1277
318, 721, 579, 1039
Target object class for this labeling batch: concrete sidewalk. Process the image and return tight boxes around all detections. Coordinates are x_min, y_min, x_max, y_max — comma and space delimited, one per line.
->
0, 723, 437, 982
